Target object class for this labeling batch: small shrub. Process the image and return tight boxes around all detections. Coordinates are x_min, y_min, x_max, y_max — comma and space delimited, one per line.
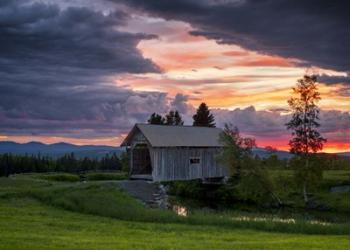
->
166, 180, 206, 199
86, 172, 128, 181
39, 173, 80, 182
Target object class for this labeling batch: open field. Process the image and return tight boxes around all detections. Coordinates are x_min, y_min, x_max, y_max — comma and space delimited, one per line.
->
268, 170, 350, 213
0, 173, 349, 249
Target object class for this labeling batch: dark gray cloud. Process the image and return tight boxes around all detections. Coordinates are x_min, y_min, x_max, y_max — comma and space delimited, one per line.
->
213, 106, 290, 137
0, 1, 159, 74
116, 0, 350, 72
1, 0, 349, 143
0, 0, 163, 138
212, 106, 350, 145
0, 85, 171, 138
170, 94, 193, 114
318, 75, 350, 85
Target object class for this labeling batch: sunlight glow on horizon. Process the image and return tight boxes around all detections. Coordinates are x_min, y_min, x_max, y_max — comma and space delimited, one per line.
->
2, 13, 349, 153
1, 134, 349, 153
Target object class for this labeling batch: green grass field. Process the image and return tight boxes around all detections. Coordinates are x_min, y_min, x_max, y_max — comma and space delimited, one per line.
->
0, 173, 349, 249
268, 169, 350, 212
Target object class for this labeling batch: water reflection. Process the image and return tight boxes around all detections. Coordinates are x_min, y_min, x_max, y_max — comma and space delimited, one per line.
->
168, 196, 348, 223
172, 205, 188, 217
231, 216, 330, 226
170, 203, 332, 225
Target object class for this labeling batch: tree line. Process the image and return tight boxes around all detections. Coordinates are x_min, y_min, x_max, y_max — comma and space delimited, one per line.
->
159, 75, 348, 206
2, 74, 348, 207
148, 102, 215, 127
216, 75, 346, 206
0, 152, 129, 177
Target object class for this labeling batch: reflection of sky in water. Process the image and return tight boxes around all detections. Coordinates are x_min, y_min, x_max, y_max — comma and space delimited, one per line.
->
172, 205, 188, 217
170, 201, 332, 225
231, 216, 330, 226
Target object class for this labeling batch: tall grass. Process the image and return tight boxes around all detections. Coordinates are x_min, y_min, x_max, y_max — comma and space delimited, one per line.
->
27, 181, 350, 235
30, 182, 181, 223
85, 172, 128, 181
1, 174, 350, 236
36, 173, 80, 182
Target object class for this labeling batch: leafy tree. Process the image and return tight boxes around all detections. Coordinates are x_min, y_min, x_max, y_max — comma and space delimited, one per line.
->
192, 102, 215, 127
217, 123, 256, 179
235, 155, 282, 205
263, 155, 282, 169
147, 113, 165, 125
165, 110, 184, 125
289, 155, 325, 196
263, 146, 283, 168
217, 124, 281, 205
286, 75, 326, 204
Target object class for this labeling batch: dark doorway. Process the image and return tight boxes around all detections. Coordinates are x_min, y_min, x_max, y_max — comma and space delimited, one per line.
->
131, 144, 152, 175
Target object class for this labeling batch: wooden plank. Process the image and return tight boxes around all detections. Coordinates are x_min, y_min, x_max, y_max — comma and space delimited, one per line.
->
134, 145, 227, 181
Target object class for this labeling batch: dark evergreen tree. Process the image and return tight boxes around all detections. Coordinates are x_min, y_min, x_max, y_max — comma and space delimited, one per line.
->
174, 110, 184, 125
165, 110, 175, 125
147, 113, 165, 125
165, 110, 184, 125
192, 102, 215, 127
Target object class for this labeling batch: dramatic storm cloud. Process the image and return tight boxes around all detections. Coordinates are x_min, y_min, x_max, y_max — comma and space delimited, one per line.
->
213, 106, 350, 137
0, 0, 163, 138
212, 106, 350, 150
0, 0, 349, 151
116, 0, 350, 72
0, 1, 159, 73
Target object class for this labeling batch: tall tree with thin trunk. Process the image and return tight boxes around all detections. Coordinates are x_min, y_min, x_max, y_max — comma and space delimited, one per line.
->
286, 75, 326, 204
192, 102, 215, 127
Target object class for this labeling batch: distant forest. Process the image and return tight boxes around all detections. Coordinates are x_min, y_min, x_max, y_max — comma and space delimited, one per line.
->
0, 153, 128, 177
1, 151, 348, 178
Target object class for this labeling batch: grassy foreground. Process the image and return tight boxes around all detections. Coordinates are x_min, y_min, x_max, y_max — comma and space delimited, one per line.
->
0, 174, 349, 249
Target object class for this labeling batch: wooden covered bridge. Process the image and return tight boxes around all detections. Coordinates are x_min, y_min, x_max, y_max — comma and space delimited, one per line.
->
121, 124, 229, 182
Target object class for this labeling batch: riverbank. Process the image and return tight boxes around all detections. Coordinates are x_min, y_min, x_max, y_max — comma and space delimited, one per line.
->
1, 174, 349, 235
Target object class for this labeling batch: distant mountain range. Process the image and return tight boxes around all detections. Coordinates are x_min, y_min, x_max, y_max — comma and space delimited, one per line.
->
337, 152, 350, 158
252, 148, 293, 160
0, 141, 124, 159
0, 141, 348, 160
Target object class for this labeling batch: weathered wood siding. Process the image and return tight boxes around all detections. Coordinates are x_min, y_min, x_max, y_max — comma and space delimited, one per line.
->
149, 147, 228, 181
130, 130, 148, 147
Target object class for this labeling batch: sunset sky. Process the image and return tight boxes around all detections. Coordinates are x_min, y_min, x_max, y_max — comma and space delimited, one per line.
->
0, 0, 349, 152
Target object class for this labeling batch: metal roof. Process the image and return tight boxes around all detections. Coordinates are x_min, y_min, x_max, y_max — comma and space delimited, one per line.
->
121, 123, 223, 147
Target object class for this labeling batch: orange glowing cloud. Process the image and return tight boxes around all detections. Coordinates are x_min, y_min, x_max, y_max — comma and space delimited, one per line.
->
136, 18, 300, 73
3, 16, 348, 152
138, 35, 298, 71
235, 56, 294, 67
223, 50, 250, 57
